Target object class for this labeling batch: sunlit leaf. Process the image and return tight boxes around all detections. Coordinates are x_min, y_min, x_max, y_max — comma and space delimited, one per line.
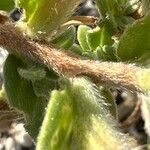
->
77, 25, 91, 51
16, 0, 84, 40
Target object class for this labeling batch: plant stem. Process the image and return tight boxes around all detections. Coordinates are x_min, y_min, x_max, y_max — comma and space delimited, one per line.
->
0, 20, 149, 93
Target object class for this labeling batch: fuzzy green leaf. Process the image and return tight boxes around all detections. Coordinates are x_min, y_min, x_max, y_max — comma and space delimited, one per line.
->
51, 26, 76, 49
37, 90, 74, 150
96, 0, 136, 32
4, 54, 47, 138
70, 44, 83, 55
16, 0, 84, 40
86, 26, 101, 50
32, 78, 58, 99
117, 13, 150, 64
99, 25, 114, 46
18, 66, 46, 81
86, 25, 114, 51
77, 25, 91, 51
67, 78, 134, 149
95, 46, 117, 61
37, 78, 135, 149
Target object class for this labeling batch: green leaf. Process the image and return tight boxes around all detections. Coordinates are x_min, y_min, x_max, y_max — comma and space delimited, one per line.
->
32, 78, 58, 99
4, 55, 36, 114
79, 23, 114, 58
95, 46, 104, 59
0, 0, 14, 11
96, 45, 118, 61
86, 26, 101, 50
96, 0, 136, 33
37, 77, 135, 149
117, 13, 150, 63
99, 24, 114, 46
37, 90, 74, 150
66, 78, 134, 149
16, 0, 84, 40
18, 66, 46, 81
51, 26, 75, 49
89, 22, 115, 48
77, 25, 91, 51
4, 54, 47, 138
69, 44, 83, 55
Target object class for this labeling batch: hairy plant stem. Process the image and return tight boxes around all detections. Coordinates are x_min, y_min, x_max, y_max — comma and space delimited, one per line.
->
0, 19, 149, 93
